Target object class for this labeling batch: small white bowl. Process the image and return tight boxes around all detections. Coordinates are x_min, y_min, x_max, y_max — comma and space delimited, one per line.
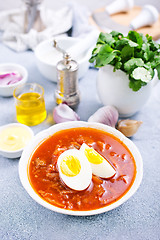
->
19, 121, 143, 216
0, 63, 28, 97
34, 37, 91, 82
0, 123, 34, 159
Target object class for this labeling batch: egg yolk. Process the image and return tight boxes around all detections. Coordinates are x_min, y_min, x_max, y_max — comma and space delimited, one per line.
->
84, 148, 104, 164
60, 156, 81, 177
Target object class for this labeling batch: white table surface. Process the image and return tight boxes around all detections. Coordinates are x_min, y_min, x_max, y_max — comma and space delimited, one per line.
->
0, 39, 160, 240
0, 1, 160, 239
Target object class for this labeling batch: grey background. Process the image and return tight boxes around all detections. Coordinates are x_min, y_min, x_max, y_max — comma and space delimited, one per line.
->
0, 0, 160, 240
1, 41, 160, 240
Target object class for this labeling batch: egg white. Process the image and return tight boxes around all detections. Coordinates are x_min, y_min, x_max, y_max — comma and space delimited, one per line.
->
80, 143, 116, 179
57, 149, 92, 191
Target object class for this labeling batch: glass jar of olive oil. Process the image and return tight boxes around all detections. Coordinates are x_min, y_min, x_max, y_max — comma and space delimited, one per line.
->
13, 83, 47, 126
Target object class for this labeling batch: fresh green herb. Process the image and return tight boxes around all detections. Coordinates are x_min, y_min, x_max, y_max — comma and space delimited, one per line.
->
89, 31, 160, 91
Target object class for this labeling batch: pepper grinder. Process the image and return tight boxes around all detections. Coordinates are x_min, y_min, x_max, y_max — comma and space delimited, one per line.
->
23, 0, 44, 33
54, 40, 80, 109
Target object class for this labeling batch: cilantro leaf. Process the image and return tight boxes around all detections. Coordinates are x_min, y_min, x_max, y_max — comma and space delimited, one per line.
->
110, 31, 124, 39
97, 32, 115, 46
94, 44, 116, 67
131, 67, 152, 83
127, 31, 143, 48
129, 77, 147, 91
114, 61, 122, 70
156, 64, 160, 79
146, 34, 160, 51
92, 44, 102, 55
124, 58, 144, 73
121, 45, 134, 61
89, 30, 160, 91
142, 43, 150, 61
89, 55, 96, 63
115, 39, 138, 51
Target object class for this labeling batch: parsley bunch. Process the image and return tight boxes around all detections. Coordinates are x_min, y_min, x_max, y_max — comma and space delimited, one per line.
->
89, 31, 160, 91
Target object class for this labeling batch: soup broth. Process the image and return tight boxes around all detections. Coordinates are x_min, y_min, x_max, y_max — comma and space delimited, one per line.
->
28, 127, 136, 211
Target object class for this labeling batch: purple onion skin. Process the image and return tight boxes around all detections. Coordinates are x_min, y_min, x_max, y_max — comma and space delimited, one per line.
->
53, 103, 80, 124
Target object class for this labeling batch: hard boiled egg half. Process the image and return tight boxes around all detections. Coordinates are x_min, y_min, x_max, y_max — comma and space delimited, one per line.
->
57, 149, 92, 191
80, 143, 116, 179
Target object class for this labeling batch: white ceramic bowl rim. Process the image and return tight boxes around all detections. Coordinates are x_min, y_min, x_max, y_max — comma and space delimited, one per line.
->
0, 63, 28, 89
19, 121, 143, 216
34, 37, 92, 66
0, 123, 34, 154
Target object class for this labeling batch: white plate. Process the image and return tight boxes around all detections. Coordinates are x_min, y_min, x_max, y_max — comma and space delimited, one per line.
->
19, 121, 143, 216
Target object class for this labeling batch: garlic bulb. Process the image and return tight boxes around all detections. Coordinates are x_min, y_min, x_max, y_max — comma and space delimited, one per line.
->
117, 119, 142, 137
88, 105, 119, 128
53, 103, 80, 123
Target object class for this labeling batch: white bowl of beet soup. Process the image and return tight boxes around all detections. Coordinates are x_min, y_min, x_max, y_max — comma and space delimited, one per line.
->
19, 121, 143, 216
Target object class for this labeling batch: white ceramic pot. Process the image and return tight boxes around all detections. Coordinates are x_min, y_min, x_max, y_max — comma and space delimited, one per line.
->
97, 65, 158, 117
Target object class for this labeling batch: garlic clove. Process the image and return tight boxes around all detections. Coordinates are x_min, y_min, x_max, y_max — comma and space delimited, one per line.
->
117, 119, 142, 137
53, 103, 80, 124
88, 105, 119, 128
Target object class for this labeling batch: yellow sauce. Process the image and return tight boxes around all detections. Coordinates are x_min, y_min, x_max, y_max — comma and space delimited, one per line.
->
0, 126, 32, 151
16, 92, 47, 126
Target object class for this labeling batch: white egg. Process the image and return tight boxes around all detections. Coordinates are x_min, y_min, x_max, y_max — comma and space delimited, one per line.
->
80, 143, 116, 179
57, 148, 92, 191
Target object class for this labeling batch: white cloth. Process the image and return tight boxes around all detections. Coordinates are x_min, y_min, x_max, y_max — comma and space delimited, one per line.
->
70, 3, 94, 37
0, 5, 73, 52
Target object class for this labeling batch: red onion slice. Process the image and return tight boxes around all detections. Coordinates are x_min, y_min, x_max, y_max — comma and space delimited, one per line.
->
0, 72, 23, 86
53, 103, 80, 123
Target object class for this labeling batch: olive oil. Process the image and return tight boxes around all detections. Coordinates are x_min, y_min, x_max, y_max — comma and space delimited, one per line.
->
16, 92, 47, 126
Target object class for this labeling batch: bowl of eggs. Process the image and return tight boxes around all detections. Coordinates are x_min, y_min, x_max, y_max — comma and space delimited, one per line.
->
19, 121, 143, 216
0, 63, 28, 97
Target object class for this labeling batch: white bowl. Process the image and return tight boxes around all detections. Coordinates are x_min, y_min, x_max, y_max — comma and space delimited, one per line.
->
19, 121, 143, 216
34, 37, 91, 82
0, 123, 34, 159
0, 63, 28, 97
